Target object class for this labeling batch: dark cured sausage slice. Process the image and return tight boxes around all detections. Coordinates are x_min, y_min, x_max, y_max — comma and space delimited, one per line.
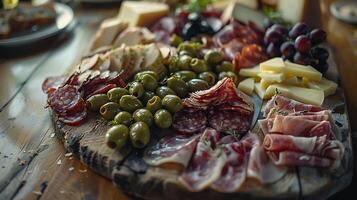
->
48, 85, 81, 113
172, 108, 207, 134
208, 107, 251, 134
58, 109, 87, 126
85, 84, 116, 99
42, 75, 67, 94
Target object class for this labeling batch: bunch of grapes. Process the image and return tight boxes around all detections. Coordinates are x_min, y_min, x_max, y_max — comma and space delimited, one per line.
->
263, 20, 329, 74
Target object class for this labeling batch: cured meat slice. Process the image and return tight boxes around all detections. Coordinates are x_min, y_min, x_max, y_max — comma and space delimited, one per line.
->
85, 84, 117, 99
245, 133, 288, 184
180, 128, 226, 191
267, 151, 332, 168
42, 75, 67, 94
172, 108, 207, 134
264, 95, 323, 118
58, 109, 87, 126
234, 44, 267, 70
47, 85, 81, 113
143, 134, 200, 168
208, 106, 251, 134
211, 142, 248, 192
264, 134, 344, 169
183, 78, 251, 110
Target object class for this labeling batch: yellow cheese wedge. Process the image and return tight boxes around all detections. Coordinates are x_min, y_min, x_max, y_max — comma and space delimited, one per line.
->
307, 78, 338, 97
260, 57, 285, 72
238, 78, 255, 95
254, 83, 268, 99
118, 1, 169, 27
239, 65, 260, 78
284, 61, 322, 81
265, 84, 324, 106
258, 72, 285, 82
260, 79, 275, 89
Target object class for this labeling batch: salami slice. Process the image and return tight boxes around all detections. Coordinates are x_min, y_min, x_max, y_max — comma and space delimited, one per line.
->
48, 85, 81, 113
85, 83, 117, 99
172, 108, 207, 134
42, 76, 67, 94
208, 107, 251, 134
58, 109, 87, 126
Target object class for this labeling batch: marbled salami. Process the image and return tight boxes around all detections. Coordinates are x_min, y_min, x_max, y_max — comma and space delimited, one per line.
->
172, 108, 207, 134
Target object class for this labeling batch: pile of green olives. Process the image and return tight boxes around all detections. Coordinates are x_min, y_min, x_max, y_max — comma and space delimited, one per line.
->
86, 42, 238, 151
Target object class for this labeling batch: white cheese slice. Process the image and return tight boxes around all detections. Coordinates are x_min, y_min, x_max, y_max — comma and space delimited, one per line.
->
118, 1, 169, 27
239, 65, 261, 78
254, 83, 267, 100
258, 72, 285, 82
277, 0, 307, 23
260, 57, 285, 72
307, 78, 338, 97
238, 78, 255, 95
284, 61, 322, 82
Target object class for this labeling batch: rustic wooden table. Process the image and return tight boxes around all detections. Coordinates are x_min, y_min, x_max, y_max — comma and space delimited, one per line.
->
0, 1, 356, 200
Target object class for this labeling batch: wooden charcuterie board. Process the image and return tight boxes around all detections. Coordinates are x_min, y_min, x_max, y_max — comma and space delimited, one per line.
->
51, 88, 352, 200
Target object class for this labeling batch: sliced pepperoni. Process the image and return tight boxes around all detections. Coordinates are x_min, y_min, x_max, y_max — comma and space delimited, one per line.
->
58, 109, 87, 126
173, 109, 207, 134
208, 108, 251, 134
42, 76, 67, 94
48, 85, 81, 113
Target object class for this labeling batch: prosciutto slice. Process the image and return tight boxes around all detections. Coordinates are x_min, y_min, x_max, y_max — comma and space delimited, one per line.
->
264, 95, 323, 118
211, 142, 248, 192
143, 134, 201, 168
183, 78, 252, 110
179, 128, 226, 191
264, 134, 344, 169
245, 133, 288, 184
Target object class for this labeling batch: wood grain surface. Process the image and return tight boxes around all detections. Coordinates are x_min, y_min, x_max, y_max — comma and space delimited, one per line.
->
0, 1, 356, 200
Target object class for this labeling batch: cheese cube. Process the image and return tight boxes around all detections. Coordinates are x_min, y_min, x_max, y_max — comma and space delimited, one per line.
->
284, 61, 322, 81
266, 84, 324, 106
118, 1, 169, 27
307, 78, 337, 97
238, 78, 255, 95
91, 18, 128, 50
239, 65, 260, 78
260, 57, 285, 72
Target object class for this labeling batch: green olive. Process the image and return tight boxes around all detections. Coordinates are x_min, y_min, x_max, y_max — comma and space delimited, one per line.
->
133, 109, 154, 126
86, 94, 109, 111
166, 76, 189, 98
198, 72, 216, 86
178, 43, 196, 57
170, 34, 183, 47
216, 61, 234, 73
177, 55, 192, 70
140, 74, 158, 91
107, 87, 129, 103
156, 86, 177, 99
204, 50, 224, 65
141, 91, 156, 105
187, 79, 210, 92
190, 58, 208, 73
100, 102, 121, 121
134, 71, 159, 81
168, 56, 179, 73
174, 70, 197, 82
154, 109, 172, 129
179, 50, 195, 57
114, 111, 132, 126
146, 96, 162, 113
130, 122, 150, 149
162, 95, 183, 113
218, 71, 238, 85
129, 82, 144, 98
119, 95, 143, 112
105, 125, 129, 149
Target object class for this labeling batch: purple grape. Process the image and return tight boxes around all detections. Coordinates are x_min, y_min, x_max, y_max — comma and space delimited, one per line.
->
270, 24, 288, 37
289, 22, 309, 39
293, 52, 311, 65
311, 47, 329, 62
309, 29, 327, 45
315, 61, 329, 74
295, 35, 311, 53
264, 30, 283, 45
263, 18, 273, 30
267, 43, 281, 58
280, 41, 295, 59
